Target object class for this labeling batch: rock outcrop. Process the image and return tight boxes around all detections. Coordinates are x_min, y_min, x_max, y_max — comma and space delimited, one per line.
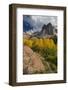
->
31, 23, 55, 38
23, 45, 45, 74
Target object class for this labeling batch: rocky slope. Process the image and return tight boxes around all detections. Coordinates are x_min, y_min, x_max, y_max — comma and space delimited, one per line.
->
23, 45, 57, 74
23, 45, 45, 74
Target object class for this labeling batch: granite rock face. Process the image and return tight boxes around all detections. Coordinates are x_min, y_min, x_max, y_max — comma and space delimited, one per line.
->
31, 23, 55, 38
23, 45, 45, 74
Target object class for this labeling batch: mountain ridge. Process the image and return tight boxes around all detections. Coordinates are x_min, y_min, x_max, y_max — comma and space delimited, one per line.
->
31, 22, 57, 38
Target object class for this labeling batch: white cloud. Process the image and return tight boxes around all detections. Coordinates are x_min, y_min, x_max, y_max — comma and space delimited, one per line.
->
31, 15, 57, 27
25, 15, 57, 32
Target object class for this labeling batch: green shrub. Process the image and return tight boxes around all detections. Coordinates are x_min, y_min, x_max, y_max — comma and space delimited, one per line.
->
46, 55, 57, 65
40, 48, 57, 65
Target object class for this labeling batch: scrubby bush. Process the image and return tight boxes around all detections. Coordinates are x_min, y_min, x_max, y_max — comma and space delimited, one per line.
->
40, 48, 57, 65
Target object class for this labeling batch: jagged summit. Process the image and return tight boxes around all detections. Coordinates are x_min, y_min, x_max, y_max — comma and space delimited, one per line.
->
31, 22, 56, 38
24, 22, 57, 38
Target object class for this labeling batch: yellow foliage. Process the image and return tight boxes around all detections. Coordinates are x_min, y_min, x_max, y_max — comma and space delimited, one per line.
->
23, 38, 56, 49
39, 39, 44, 48
23, 39, 33, 47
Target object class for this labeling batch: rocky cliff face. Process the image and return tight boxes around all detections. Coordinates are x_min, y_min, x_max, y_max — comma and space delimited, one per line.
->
31, 23, 55, 38
23, 45, 45, 74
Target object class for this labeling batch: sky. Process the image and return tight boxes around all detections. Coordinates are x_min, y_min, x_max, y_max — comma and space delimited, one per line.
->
23, 15, 57, 33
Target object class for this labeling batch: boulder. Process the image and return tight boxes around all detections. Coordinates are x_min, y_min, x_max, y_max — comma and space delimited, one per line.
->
23, 45, 45, 74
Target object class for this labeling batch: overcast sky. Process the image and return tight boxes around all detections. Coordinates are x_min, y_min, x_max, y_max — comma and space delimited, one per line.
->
31, 15, 57, 26
23, 15, 57, 33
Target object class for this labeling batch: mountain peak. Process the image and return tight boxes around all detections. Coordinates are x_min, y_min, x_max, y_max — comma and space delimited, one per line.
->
47, 22, 52, 26
28, 22, 57, 38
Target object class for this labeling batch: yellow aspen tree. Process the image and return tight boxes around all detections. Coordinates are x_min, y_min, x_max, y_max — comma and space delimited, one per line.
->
39, 39, 43, 48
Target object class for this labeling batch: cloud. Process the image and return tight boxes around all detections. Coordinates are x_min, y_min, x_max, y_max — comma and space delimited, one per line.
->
31, 16, 57, 26
23, 15, 57, 32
